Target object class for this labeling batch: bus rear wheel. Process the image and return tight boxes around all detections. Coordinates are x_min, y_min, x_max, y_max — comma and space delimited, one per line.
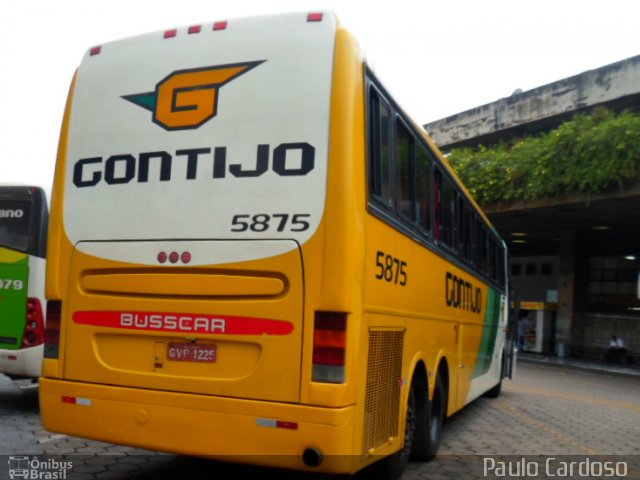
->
412, 374, 445, 461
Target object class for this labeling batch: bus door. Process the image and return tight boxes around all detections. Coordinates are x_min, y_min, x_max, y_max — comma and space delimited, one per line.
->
504, 293, 517, 379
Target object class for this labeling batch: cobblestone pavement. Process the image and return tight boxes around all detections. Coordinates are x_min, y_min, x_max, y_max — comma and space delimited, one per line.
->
0, 361, 638, 479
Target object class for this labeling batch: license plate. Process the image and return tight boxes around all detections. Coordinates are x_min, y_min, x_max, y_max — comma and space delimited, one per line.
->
167, 343, 217, 363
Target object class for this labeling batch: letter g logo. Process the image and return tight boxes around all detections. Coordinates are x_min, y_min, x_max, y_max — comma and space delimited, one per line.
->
123, 61, 264, 131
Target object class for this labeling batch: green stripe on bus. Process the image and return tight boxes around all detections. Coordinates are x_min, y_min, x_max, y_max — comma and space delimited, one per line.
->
472, 288, 500, 378
0, 257, 29, 350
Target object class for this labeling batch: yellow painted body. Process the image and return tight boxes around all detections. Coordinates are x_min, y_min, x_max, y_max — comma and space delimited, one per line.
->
41, 15, 505, 475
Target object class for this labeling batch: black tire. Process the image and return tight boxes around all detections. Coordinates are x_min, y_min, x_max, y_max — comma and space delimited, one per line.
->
412, 374, 445, 461
484, 378, 502, 398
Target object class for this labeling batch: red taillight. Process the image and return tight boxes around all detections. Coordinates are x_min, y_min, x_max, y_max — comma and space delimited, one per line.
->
44, 300, 62, 359
307, 12, 323, 22
22, 298, 45, 348
62, 395, 92, 406
312, 312, 347, 383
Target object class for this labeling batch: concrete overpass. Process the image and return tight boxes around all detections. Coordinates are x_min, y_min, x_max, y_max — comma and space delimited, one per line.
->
424, 55, 640, 361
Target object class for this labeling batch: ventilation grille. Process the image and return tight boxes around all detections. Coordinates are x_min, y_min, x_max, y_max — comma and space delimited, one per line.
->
362, 330, 404, 455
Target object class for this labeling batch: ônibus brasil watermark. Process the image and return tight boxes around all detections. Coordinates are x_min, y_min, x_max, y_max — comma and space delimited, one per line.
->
7, 456, 72, 480
483, 457, 628, 478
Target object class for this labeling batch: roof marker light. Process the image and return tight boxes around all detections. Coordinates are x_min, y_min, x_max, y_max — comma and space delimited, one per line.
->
181, 252, 192, 264
164, 29, 177, 39
157, 252, 168, 264
213, 21, 228, 31
169, 252, 179, 264
90, 46, 101, 56
188, 25, 202, 34
307, 12, 323, 22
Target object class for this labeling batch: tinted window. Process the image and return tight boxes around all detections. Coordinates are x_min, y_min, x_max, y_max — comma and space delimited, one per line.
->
369, 91, 393, 208
436, 170, 455, 249
395, 120, 414, 220
459, 200, 474, 263
0, 200, 32, 253
415, 145, 432, 233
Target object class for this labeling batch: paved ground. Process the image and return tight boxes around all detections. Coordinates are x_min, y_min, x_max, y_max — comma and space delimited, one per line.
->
0, 360, 638, 479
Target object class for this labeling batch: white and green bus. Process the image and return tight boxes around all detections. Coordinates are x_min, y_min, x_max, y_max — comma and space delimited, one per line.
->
0, 185, 48, 378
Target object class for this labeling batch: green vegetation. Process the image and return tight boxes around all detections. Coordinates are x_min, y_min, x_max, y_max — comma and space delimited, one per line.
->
446, 108, 640, 206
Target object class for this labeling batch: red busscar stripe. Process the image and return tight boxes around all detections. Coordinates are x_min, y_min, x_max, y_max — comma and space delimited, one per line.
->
72, 311, 293, 335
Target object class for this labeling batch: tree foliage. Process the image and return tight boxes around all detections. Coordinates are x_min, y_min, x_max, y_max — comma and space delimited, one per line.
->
446, 108, 640, 206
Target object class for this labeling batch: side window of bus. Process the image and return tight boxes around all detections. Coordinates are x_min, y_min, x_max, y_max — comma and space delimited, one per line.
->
489, 237, 502, 283
497, 244, 506, 286
476, 218, 488, 275
458, 198, 474, 264
395, 120, 415, 221
435, 169, 455, 249
415, 144, 432, 234
369, 90, 393, 208
491, 237, 505, 285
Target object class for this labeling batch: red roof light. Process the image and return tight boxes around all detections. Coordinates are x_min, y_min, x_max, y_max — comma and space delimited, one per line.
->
164, 29, 177, 39
188, 25, 202, 34
307, 12, 323, 22
213, 21, 228, 31
90, 46, 101, 56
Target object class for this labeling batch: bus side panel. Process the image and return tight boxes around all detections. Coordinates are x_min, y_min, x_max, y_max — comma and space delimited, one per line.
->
362, 214, 503, 417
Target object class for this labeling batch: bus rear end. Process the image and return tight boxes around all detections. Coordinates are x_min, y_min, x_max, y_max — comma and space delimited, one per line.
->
41, 12, 363, 473
0, 186, 47, 378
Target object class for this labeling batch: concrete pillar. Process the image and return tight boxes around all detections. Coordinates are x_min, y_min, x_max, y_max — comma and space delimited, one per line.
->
556, 232, 588, 356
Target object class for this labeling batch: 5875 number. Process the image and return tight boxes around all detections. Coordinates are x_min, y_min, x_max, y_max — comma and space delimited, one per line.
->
231, 213, 310, 233
375, 251, 408, 286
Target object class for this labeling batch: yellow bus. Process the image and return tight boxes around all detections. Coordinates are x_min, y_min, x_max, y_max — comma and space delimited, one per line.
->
41, 11, 510, 479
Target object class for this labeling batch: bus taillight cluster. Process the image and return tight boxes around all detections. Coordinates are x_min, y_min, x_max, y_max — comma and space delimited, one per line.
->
22, 298, 45, 347
312, 312, 347, 383
44, 301, 62, 359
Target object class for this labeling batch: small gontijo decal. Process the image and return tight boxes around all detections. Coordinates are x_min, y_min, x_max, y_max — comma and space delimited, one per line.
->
122, 61, 265, 131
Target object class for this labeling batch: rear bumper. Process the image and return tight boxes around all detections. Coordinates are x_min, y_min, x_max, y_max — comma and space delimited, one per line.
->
0, 345, 43, 377
39, 378, 359, 473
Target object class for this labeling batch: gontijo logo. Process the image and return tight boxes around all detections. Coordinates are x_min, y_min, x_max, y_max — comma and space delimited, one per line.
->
122, 61, 264, 131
